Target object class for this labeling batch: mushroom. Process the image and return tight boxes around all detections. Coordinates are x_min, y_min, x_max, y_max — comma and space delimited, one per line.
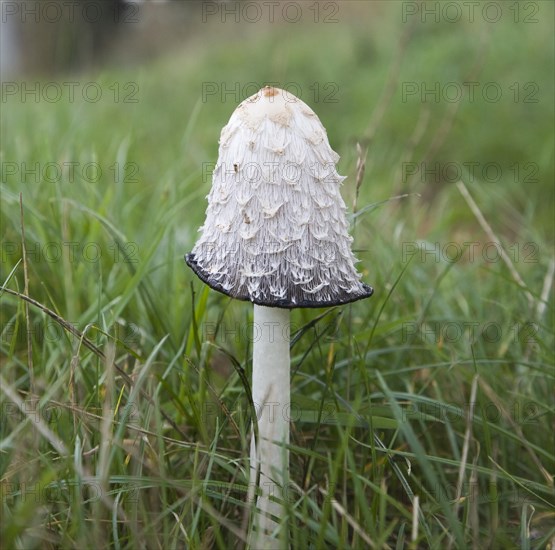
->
186, 86, 373, 547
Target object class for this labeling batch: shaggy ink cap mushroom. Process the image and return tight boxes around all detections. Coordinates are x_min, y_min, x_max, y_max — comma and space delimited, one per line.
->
186, 86, 373, 308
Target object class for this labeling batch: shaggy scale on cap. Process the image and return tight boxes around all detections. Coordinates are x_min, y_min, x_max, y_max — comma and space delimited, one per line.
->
186, 86, 373, 308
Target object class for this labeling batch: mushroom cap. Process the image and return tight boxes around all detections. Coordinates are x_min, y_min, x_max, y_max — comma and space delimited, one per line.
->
186, 86, 373, 309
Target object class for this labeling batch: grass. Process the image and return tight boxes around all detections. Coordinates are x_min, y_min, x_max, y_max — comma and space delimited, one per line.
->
1, 3, 554, 548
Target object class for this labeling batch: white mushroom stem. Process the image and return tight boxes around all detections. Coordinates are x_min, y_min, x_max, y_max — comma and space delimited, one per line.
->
250, 304, 290, 548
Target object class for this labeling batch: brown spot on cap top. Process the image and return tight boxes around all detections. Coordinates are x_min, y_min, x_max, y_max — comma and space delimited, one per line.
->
263, 86, 279, 97
238, 87, 294, 128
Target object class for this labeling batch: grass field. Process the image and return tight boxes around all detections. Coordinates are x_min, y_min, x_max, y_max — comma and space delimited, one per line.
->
1, 2, 554, 548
